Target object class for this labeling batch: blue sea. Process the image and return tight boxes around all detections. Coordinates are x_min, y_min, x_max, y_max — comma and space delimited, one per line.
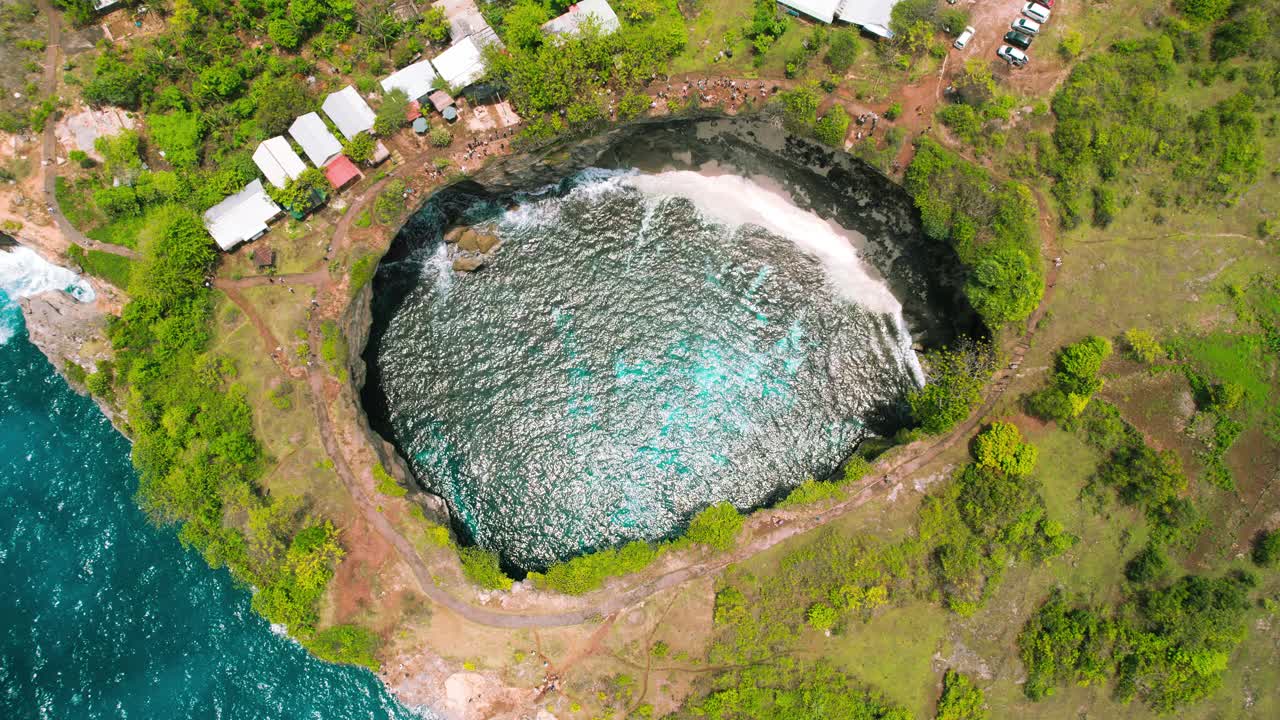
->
0, 268, 426, 717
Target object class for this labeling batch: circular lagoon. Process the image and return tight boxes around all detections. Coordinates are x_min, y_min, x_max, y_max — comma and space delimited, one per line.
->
364, 120, 975, 570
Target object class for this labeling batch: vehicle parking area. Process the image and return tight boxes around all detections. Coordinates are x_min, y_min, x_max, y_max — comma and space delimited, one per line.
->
947, 0, 1075, 94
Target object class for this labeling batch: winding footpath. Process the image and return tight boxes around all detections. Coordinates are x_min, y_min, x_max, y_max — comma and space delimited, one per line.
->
213, 132, 1063, 630
35, 1, 138, 260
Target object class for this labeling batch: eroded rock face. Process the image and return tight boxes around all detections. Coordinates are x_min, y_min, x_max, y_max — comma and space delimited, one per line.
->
19, 291, 108, 380
457, 230, 500, 254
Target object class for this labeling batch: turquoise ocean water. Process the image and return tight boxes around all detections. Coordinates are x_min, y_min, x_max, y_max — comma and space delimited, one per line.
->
0, 290, 425, 719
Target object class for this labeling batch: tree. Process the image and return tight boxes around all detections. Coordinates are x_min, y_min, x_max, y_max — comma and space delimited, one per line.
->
964, 246, 1043, 328
1253, 529, 1280, 568
129, 207, 217, 308
1054, 336, 1112, 397
686, 502, 744, 551
1018, 590, 1111, 701
936, 669, 987, 720
195, 63, 244, 102
359, 5, 403, 51
147, 110, 203, 170
806, 602, 838, 632
1125, 543, 1170, 584
419, 7, 451, 45
1123, 329, 1163, 364
1174, 0, 1232, 23
374, 88, 410, 136
268, 17, 303, 50
825, 30, 859, 72
269, 167, 330, 213
503, 0, 551, 50
813, 104, 850, 147
745, 0, 788, 55
909, 342, 995, 434
778, 85, 820, 132
343, 132, 376, 163
458, 546, 512, 590
253, 77, 314, 137
972, 422, 1038, 476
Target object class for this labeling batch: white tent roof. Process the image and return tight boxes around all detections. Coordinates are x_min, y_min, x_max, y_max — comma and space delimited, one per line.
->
836, 0, 901, 34
252, 136, 307, 189
779, 0, 841, 23
288, 112, 343, 167
381, 60, 440, 103
431, 36, 487, 91
202, 179, 281, 251
542, 0, 621, 36
321, 86, 377, 140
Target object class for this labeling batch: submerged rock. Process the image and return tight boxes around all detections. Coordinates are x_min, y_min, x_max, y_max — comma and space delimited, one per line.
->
443, 226, 466, 243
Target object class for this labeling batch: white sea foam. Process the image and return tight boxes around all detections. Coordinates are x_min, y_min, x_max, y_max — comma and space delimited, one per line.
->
0, 246, 95, 346
625, 170, 924, 384
625, 170, 900, 314
0, 246, 95, 304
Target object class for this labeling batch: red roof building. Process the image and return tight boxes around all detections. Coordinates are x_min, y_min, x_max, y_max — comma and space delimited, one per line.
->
406, 100, 422, 122
324, 155, 362, 191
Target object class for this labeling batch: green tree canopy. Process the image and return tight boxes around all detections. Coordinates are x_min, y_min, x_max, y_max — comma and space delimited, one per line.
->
972, 422, 1038, 476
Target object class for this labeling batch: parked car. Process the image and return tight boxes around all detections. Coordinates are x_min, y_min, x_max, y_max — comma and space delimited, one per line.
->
1022, 2, 1050, 23
1004, 30, 1034, 50
997, 45, 1029, 67
1011, 17, 1041, 35
1032, 0, 1054, 7
954, 26, 976, 50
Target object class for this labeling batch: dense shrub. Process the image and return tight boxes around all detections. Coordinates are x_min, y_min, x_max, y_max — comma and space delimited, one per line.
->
825, 30, 859, 72
1125, 543, 1171, 584
904, 138, 1043, 329
908, 341, 996, 435
147, 111, 203, 170
813, 104, 850, 147
935, 669, 987, 720
1253, 529, 1280, 567
972, 422, 1038, 476
1123, 328, 1164, 364
1018, 590, 1112, 700
1026, 336, 1112, 423
686, 502, 745, 551
304, 624, 382, 671
343, 132, 376, 164
529, 540, 659, 595
458, 546, 512, 590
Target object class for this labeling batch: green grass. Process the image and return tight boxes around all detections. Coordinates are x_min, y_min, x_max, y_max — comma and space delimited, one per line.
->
66, 244, 134, 289
819, 603, 950, 716
54, 176, 102, 231
86, 214, 144, 249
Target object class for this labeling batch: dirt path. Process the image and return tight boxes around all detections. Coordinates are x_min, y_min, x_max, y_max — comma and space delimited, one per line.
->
209, 64, 1065, 631
34, 1, 138, 261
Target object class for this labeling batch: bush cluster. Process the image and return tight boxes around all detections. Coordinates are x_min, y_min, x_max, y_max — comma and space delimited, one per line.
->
1026, 336, 1112, 424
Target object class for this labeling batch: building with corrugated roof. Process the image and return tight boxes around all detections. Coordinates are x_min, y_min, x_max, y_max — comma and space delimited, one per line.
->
322, 86, 377, 140
252, 136, 307, 189
288, 113, 343, 167
202, 179, 282, 251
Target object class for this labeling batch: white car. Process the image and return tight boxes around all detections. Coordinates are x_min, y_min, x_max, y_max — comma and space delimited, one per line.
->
1011, 17, 1041, 35
1022, 2, 1050, 24
954, 26, 976, 50
997, 45, 1029, 67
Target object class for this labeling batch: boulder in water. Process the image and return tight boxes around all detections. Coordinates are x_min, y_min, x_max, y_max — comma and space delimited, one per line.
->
443, 226, 466, 244
452, 255, 486, 272
457, 229, 500, 254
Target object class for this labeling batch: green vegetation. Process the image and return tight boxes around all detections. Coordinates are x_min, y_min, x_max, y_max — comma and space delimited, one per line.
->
348, 252, 380, 298
269, 167, 330, 215
484, 0, 686, 141
528, 540, 660, 595
936, 60, 1015, 153
318, 320, 348, 381
678, 660, 908, 720
1123, 328, 1165, 364
1026, 336, 1112, 424
685, 502, 745, 551
66, 244, 134, 289
303, 624, 382, 671
458, 546, 513, 590
373, 179, 408, 224
373, 88, 409, 136
1254, 529, 1280, 568
972, 421, 1038, 476
905, 138, 1043, 329
935, 669, 986, 720
1018, 572, 1254, 713
427, 127, 452, 148
908, 340, 995, 435
372, 463, 406, 497
343, 132, 376, 164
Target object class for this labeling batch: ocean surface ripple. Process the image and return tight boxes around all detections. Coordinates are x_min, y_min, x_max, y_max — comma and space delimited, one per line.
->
370, 170, 927, 570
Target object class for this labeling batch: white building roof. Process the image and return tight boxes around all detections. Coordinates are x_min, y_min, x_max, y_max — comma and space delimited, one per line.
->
779, 0, 841, 24
381, 60, 440, 103
202, 179, 281, 251
321, 86, 377, 140
542, 0, 621, 36
252, 136, 307, 189
288, 112, 343, 167
836, 0, 901, 36
431, 36, 487, 91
